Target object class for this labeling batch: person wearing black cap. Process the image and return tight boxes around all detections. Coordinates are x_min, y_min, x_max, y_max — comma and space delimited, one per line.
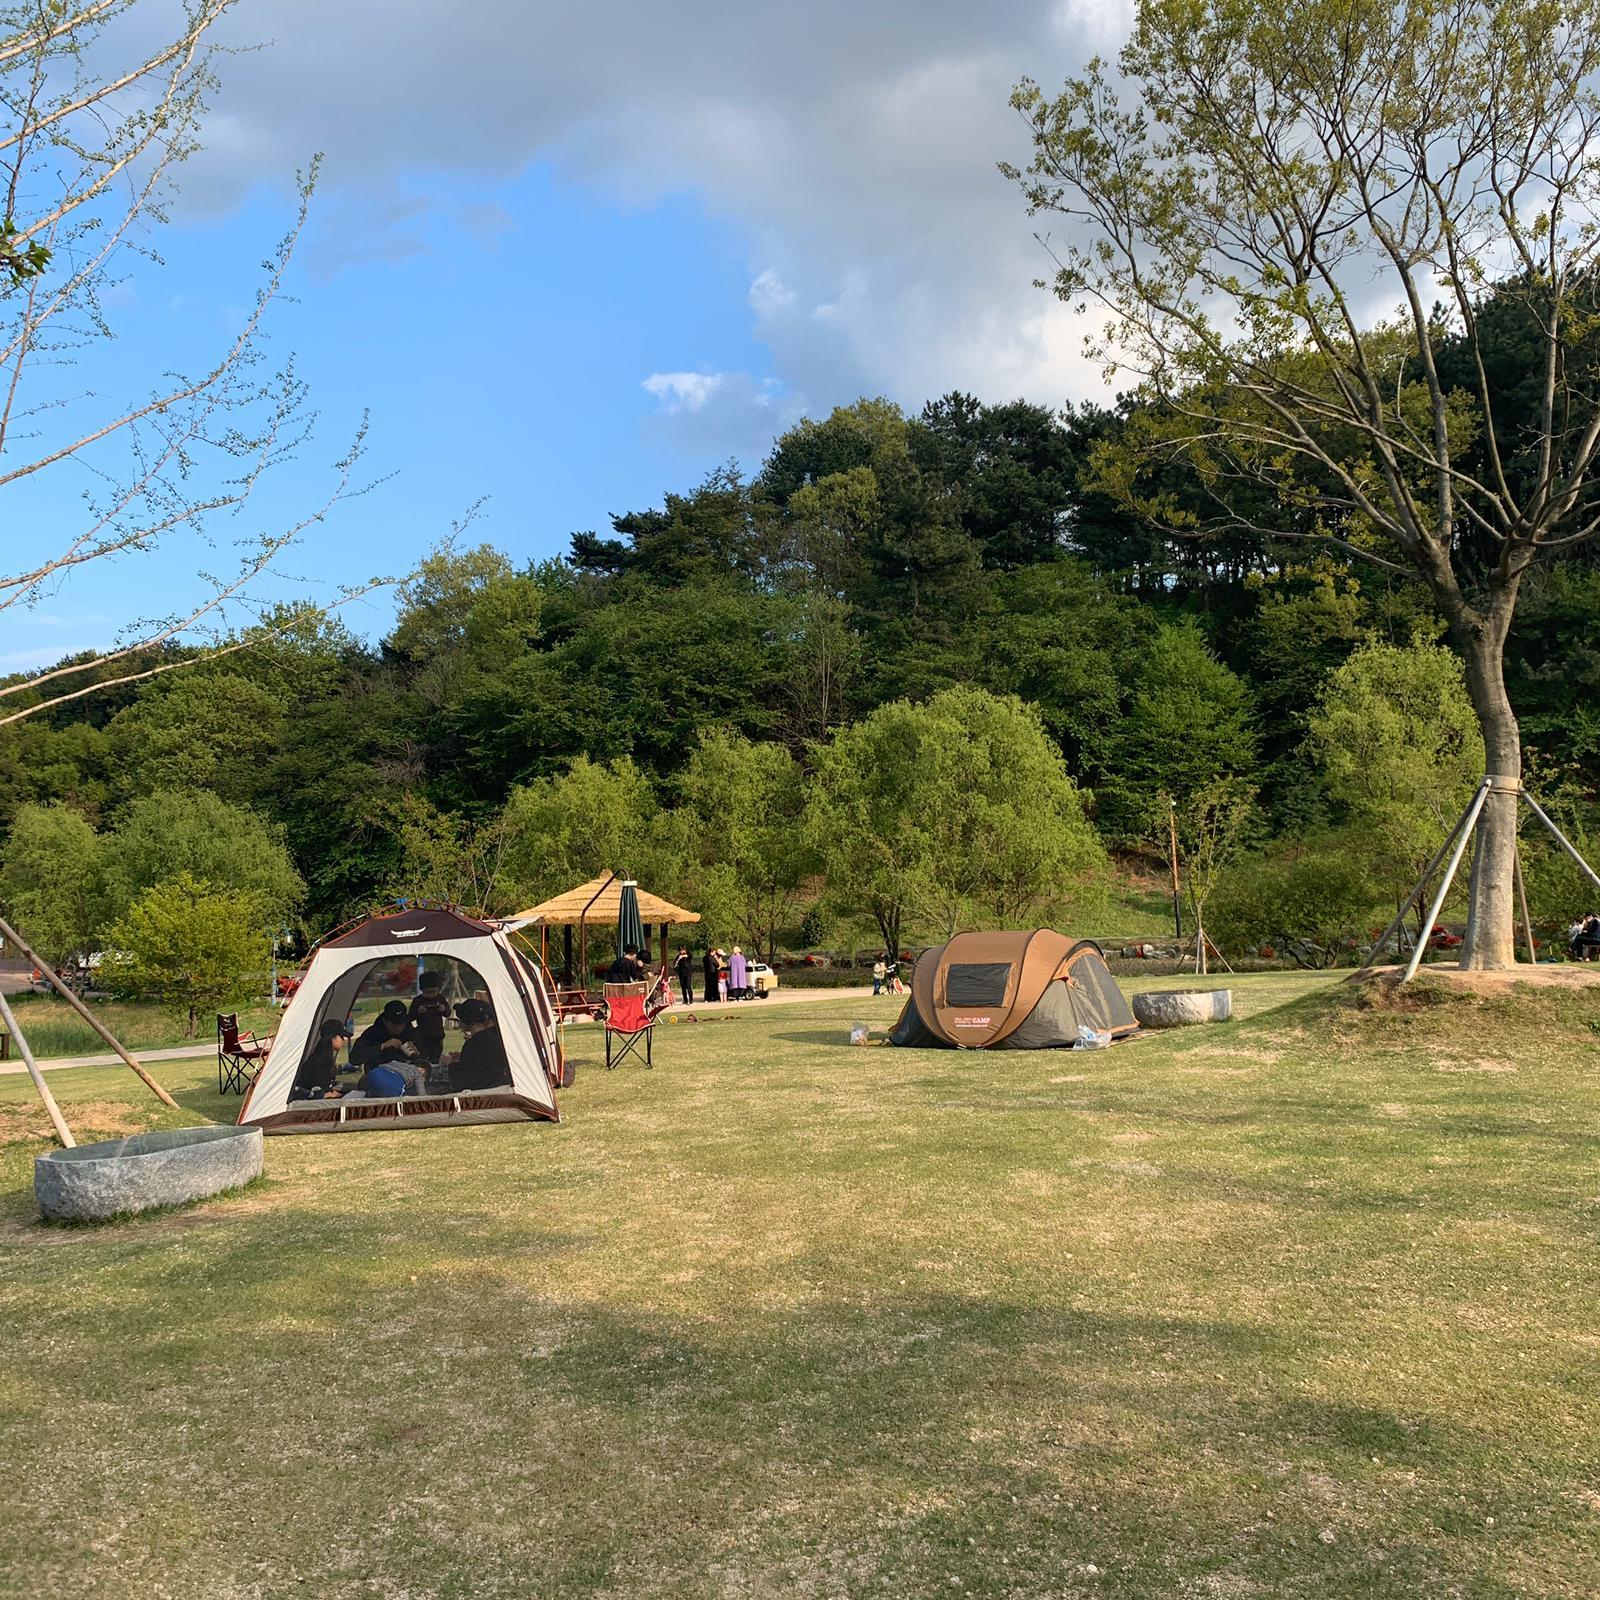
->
447, 998, 510, 1092
605, 944, 647, 984
349, 999, 418, 1069
291, 1017, 353, 1099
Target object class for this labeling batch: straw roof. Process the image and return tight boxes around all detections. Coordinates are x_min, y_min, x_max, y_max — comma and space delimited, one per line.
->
514, 875, 701, 926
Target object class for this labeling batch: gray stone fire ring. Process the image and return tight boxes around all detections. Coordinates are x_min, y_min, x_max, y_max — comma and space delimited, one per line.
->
1131, 989, 1234, 1029
35, 1124, 263, 1222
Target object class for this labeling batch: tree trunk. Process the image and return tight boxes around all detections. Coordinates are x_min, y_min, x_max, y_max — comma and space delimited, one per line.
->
1456, 606, 1520, 971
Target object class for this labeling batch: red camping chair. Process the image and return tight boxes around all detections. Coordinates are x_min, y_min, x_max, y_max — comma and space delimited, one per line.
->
601, 982, 654, 1070
217, 1013, 271, 1095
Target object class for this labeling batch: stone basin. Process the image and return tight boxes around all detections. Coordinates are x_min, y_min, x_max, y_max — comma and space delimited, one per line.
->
1131, 989, 1233, 1029
35, 1124, 263, 1222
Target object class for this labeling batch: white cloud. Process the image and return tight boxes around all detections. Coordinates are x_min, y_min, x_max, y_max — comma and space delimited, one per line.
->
642, 372, 725, 415
167, 1, 1132, 449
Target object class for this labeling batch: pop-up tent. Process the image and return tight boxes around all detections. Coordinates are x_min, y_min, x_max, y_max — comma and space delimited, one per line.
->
239, 908, 563, 1134
889, 930, 1137, 1049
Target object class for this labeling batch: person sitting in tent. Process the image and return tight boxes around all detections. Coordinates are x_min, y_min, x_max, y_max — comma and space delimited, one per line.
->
605, 945, 647, 984
446, 998, 511, 1092
408, 972, 453, 1062
291, 1018, 353, 1100
358, 1040, 426, 1098
349, 999, 416, 1068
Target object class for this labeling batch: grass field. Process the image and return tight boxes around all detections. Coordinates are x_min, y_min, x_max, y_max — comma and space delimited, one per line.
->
1, 971, 1597, 1598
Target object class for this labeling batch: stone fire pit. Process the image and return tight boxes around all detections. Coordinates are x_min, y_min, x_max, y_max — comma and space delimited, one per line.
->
1131, 989, 1233, 1029
35, 1124, 263, 1222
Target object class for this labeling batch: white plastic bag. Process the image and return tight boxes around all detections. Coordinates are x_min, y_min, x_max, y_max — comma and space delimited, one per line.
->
849, 1022, 870, 1046
1076, 1024, 1111, 1050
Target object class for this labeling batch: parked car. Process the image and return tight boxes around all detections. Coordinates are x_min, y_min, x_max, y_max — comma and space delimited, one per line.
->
746, 962, 779, 996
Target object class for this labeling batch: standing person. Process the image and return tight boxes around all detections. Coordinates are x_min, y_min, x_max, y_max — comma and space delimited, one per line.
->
729, 945, 748, 1001
872, 955, 886, 996
717, 949, 730, 1003
674, 946, 693, 1006
701, 946, 718, 1005
409, 971, 452, 1064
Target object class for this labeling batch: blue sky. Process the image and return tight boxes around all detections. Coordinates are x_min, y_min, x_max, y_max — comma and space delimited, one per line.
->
5, 0, 1126, 672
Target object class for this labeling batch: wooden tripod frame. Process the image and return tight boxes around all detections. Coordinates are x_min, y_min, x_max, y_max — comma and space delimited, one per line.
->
0, 912, 178, 1147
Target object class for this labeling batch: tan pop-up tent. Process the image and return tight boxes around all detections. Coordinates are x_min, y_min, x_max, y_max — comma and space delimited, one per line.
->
889, 929, 1137, 1049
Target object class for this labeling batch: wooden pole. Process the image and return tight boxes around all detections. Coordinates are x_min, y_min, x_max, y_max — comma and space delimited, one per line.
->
1167, 800, 1183, 941
0, 986, 75, 1147
0, 913, 179, 1109
1403, 779, 1493, 983
1513, 845, 1537, 967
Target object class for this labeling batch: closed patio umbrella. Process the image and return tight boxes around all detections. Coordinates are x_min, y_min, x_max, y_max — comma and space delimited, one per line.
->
617, 880, 647, 965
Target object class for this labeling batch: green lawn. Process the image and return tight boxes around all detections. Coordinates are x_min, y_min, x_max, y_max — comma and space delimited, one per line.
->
1, 971, 1597, 1598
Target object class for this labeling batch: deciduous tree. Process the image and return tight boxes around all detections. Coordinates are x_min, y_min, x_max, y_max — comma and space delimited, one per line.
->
1008, 0, 1600, 965
102, 874, 264, 1035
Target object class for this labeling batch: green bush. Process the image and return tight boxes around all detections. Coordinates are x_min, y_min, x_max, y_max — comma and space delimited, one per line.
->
1209, 837, 1379, 969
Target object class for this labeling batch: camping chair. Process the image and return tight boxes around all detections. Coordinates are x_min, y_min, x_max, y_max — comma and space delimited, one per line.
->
601, 982, 654, 1070
217, 1013, 271, 1094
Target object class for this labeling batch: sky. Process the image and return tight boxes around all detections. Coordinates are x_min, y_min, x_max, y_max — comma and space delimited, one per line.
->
4, 0, 1132, 672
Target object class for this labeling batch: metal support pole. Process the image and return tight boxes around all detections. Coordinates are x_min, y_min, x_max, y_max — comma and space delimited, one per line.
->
0, 913, 178, 1108
1520, 790, 1600, 894
1403, 780, 1494, 983
1513, 845, 1537, 966
0, 986, 74, 1147
1350, 779, 1490, 979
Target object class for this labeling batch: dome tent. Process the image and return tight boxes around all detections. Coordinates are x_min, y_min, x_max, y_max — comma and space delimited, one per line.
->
888, 930, 1137, 1049
239, 908, 564, 1134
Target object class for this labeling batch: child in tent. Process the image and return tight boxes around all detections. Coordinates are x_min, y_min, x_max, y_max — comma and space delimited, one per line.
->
409, 970, 452, 1062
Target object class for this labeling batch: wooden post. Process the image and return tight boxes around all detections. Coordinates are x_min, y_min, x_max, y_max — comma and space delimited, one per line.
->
0, 986, 75, 1147
0, 914, 178, 1109
563, 926, 573, 986
1167, 799, 1182, 941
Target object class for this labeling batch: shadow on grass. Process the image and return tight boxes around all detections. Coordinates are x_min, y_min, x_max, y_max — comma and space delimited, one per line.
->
0, 1197, 1546, 1598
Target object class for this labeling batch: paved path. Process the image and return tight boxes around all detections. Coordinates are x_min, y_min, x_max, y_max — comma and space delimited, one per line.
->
1, 985, 896, 1076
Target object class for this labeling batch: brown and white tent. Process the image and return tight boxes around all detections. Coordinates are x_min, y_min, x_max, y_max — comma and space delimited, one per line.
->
888, 930, 1137, 1050
239, 908, 563, 1135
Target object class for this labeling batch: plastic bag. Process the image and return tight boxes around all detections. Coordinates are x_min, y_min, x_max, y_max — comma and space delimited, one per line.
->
1076, 1025, 1111, 1050
849, 1022, 870, 1046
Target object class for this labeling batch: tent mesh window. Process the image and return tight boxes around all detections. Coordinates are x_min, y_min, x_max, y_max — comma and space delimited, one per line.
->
943, 962, 1012, 1006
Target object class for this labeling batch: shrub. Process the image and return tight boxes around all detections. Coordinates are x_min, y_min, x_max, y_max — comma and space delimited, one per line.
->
1209, 837, 1379, 969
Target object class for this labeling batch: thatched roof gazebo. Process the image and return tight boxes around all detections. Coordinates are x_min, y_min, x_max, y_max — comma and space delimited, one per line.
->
513, 873, 700, 987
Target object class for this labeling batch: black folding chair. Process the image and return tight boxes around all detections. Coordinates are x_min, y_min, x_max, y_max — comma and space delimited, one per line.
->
217, 1013, 271, 1094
